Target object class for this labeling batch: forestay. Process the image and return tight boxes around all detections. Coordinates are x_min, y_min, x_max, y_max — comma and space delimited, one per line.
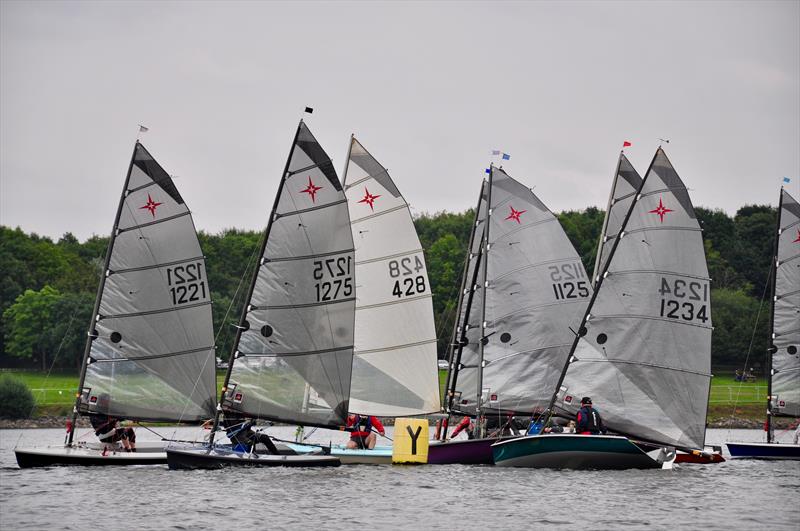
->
342, 137, 439, 416
771, 189, 800, 417
557, 149, 712, 449
453, 168, 591, 415
224, 121, 355, 428
80, 143, 216, 422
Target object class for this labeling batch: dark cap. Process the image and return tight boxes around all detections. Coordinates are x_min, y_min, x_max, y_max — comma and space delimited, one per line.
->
580, 396, 592, 405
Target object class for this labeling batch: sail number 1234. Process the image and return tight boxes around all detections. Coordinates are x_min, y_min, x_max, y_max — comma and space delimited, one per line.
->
658, 277, 709, 323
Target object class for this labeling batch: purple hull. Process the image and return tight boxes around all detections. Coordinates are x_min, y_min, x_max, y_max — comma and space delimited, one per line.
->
428, 437, 514, 465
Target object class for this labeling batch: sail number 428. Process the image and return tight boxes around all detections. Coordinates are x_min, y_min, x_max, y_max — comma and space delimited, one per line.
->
167, 262, 207, 305
389, 256, 427, 298
658, 277, 709, 323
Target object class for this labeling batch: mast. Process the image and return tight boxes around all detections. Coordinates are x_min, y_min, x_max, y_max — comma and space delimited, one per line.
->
444, 180, 486, 418
766, 187, 783, 444
68, 142, 139, 446
592, 155, 623, 285
475, 165, 494, 437
542, 149, 656, 425
208, 120, 303, 445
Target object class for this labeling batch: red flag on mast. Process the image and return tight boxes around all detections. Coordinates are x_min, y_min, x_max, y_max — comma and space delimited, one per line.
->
622, 141, 632, 148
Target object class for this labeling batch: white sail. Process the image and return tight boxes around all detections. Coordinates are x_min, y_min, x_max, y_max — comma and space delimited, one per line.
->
224, 121, 356, 428
342, 137, 439, 416
557, 149, 712, 450
450, 168, 591, 416
79, 143, 216, 422
771, 189, 800, 417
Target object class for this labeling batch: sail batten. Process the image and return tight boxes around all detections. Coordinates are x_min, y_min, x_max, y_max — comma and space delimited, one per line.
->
343, 136, 440, 417
558, 149, 712, 449
77, 142, 217, 423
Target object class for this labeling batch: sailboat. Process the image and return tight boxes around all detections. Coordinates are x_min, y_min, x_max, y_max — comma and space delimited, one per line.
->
430, 164, 592, 464
165, 120, 351, 468
726, 188, 800, 459
15, 141, 217, 467
493, 147, 713, 469
287, 136, 440, 464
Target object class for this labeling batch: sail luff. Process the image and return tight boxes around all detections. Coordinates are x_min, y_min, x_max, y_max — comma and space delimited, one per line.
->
766, 188, 783, 443
475, 166, 494, 433
209, 121, 303, 443
68, 141, 140, 446
445, 180, 487, 415
544, 149, 657, 423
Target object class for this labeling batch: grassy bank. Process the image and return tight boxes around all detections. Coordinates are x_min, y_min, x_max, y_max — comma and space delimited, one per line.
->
2, 369, 777, 424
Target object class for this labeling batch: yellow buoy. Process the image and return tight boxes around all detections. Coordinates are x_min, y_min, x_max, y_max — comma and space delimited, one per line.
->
392, 418, 429, 464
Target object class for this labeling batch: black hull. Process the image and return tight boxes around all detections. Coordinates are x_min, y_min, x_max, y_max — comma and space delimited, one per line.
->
166, 446, 340, 470
15, 448, 166, 468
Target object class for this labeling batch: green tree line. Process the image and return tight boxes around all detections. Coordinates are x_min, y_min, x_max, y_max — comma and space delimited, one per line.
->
0, 203, 775, 372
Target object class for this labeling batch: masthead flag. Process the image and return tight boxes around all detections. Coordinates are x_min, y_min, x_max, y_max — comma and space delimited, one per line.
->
783, 177, 791, 184
138, 124, 149, 133
502, 153, 510, 160
304, 107, 314, 114
622, 141, 631, 148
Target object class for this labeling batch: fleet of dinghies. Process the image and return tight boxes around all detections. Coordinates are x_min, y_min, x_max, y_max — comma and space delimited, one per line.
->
13, 113, 799, 469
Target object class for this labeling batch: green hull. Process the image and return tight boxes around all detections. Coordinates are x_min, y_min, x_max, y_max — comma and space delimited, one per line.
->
492, 434, 669, 470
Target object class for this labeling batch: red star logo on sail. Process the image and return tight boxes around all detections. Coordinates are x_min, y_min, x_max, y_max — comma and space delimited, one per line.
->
300, 176, 322, 203
648, 197, 673, 223
139, 193, 163, 218
358, 187, 381, 211
793, 229, 800, 243
505, 205, 527, 224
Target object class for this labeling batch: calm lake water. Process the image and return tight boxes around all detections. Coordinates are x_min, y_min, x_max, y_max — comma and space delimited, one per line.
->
1, 426, 797, 530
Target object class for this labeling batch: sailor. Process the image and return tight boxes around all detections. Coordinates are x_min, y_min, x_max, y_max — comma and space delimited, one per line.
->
575, 397, 606, 435
222, 413, 280, 454
89, 393, 136, 451
345, 414, 385, 449
449, 415, 475, 440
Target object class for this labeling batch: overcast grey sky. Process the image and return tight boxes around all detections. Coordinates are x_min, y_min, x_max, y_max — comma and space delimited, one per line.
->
1, 0, 798, 241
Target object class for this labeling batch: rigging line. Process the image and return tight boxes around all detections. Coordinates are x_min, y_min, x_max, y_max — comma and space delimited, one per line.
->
26, 305, 80, 420
725, 262, 772, 439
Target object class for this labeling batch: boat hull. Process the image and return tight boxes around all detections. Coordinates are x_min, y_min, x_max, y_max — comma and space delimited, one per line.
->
492, 434, 667, 470
725, 442, 800, 460
674, 450, 725, 464
427, 437, 510, 465
15, 442, 167, 468
166, 445, 341, 469
287, 443, 392, 465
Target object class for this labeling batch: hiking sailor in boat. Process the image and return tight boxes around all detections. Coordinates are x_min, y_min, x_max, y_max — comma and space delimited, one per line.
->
576, 397, 606, 435
345, 414, 385, 449
222, 413, 279, 455
89, 394, 136, 452
449, 416, 476, 440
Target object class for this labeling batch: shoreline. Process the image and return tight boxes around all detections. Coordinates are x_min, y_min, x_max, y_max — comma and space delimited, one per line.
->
0, 415, 788, 430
